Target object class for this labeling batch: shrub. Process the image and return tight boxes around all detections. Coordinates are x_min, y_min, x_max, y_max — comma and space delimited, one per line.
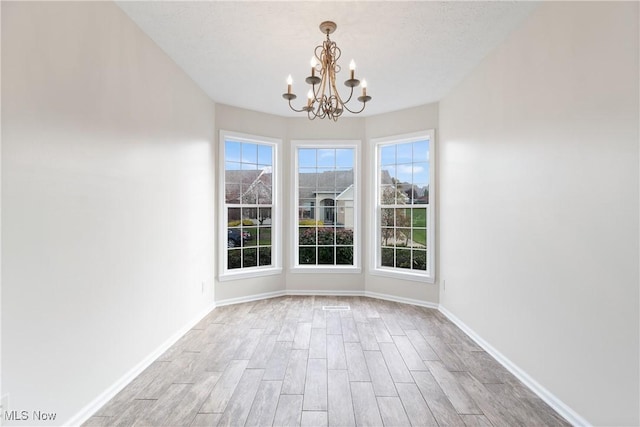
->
228, 250, 241, 269
380, 248, 426, 270
298, 228, 354, 264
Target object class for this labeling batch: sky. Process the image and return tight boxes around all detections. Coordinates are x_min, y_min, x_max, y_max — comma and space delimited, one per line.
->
224, 139, 430, 186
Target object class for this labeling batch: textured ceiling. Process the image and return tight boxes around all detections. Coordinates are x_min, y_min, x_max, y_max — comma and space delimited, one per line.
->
116, 1, 538, 117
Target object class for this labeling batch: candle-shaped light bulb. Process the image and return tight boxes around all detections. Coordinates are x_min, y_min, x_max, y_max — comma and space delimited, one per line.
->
307, 89, 314, 107
287, 75, 293, 94
361, 79, 367, 97
310, 57, 317, 77
349, 59, 356, 79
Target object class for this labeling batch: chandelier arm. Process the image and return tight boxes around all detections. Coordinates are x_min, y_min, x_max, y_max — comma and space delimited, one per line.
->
341, 100, 368, 114
288, 98, 310, 113
330, 73, 350, 108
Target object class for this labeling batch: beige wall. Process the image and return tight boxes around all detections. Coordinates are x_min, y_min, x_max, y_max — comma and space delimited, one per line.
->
214, 104, 439, 302
365, 104, 439, 303
439, 2, 639, 425
2, 2, 216, 425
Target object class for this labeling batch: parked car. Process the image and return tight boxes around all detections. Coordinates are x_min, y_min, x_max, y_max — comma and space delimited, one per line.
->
228, 229, 251, 247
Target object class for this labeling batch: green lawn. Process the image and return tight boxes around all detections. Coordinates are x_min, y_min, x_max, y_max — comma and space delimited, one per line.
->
244, 227, 271, 246
411, 208, 427, 246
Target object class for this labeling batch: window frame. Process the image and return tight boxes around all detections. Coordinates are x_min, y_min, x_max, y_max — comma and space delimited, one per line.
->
370, 130, 436, 283
291, 140, 361, 273
218, 130, 282, 281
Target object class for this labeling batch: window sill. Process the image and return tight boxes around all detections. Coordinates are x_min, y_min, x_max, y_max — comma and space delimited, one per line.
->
370, 267, 434, 284
219, 267, 283, 282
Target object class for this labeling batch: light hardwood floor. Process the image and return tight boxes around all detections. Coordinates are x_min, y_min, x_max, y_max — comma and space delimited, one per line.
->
84, 296, 570, 427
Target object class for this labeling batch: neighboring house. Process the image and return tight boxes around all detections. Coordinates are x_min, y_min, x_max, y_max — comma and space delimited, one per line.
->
227, 168, 427, 226
336, 185, 354, 228
298, 170, 353, 225
225, 168, 273, 224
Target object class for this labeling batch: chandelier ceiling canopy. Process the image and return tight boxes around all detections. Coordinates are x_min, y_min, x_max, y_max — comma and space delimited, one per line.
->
283, 21, 371, 121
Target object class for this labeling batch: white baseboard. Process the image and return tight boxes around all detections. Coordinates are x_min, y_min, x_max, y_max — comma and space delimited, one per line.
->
65, 301, 217, 427
438, 305, 589, 427
364, 291, 439, 309
215, 289, 439, 309
287, 289, 365, 296
215, 290, 286, 307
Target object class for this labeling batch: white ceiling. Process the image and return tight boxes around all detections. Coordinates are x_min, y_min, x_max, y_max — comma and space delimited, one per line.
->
115, 1, 539, 117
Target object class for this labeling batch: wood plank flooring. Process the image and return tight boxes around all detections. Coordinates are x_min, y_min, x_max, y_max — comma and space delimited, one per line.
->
84, 296, 570, 427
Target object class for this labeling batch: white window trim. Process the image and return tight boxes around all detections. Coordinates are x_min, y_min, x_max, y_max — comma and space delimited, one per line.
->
218, 130, 282, 281
291, 140, 361, 273
369, 130, 436, 284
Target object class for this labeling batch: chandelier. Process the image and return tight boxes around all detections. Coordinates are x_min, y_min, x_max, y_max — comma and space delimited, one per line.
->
282, 21, 371, 121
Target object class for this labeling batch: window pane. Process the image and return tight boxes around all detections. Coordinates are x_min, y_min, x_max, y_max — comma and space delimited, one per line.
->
317, 149, 335, 167
412, 163, 429, 184
298, 200, 316, 220
242, 143, 258, 164
380, 186, 396, 205
227, 227, 242, 248
299, 247, 316, 264
336, 227, 353, 245
337, 207, 354, 229
241, 188, 257, 205
228, 208, 241, 225
228, 249, 242, 269
413, 250, 427, 270
223, 135, 277, 274
413, 208, 427, 227
296, 146, 356, 267
413, 140, 429, 162
258, 208, 272, 225
396, 248, 412, 269
299, 149, 317, 167
380, 145, 395, 165
318, 247, 335, 264
376, 136, 431, 274
226, 141, 242, 162
299, 169, 317, 188
257, 186, 272, 205
381, 228, 394, 247
412, 228, 426, 248
243, 248, 258, 268
225, 183, 241, 204
396, 143, 413, 164
258, 145, 273, 166
381, 248, 394, 267
258, 227, 272, 245
259, 247, 272, 266
242, 208, 258, 224
299, 226, 317, 245
336, 149, 354, 168
412, 184, 429, 205
396, 164, 413, 183
336, 247, 353, 265
317, 227, 335, 245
